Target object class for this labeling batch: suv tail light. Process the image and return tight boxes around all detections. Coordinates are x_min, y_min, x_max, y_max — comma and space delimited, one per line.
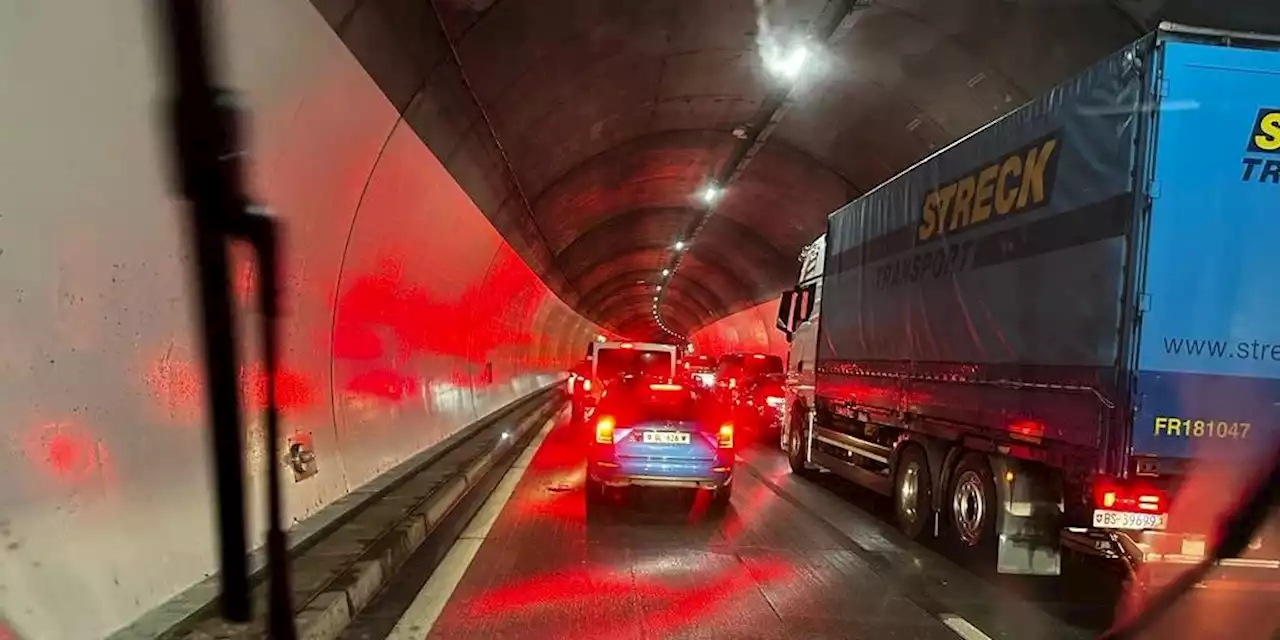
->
717, 423, 734, 449
1093, 477, 1168, 515
595, 415, 615, 444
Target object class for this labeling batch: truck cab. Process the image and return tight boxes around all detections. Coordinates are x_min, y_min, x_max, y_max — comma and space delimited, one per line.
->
777, 234, 823, 461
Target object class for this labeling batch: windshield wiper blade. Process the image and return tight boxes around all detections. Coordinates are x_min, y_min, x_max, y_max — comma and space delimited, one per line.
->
152, 1, 296, 637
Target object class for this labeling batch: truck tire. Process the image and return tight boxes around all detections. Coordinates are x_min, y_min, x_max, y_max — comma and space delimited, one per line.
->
570, 400, 584, 426
786, 410, 814, 477
893, 445, 933, 540
947, 453, 997, 563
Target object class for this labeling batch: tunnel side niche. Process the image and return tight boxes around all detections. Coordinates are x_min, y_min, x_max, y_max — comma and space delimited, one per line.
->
0, 2, 598, 639
688, 299, 790, 359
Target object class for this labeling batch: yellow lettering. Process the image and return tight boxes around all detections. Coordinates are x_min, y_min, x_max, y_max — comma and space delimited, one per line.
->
1017, 139, 1058, 208
950, 176, 975, 231
935, 183, 958, 235
1154, 416, 1167, 435
918, 192, 938, 241
995, 155, 1022, 214
972, 164, 999, 223
1254, 112, 1280, 151
1165, 418, 1182, 436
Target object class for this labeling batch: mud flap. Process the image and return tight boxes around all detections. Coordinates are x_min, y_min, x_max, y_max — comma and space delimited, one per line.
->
992, 456, 1063, 575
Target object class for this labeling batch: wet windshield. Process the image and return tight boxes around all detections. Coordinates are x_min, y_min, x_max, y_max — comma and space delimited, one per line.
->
9, 4, 1280, 640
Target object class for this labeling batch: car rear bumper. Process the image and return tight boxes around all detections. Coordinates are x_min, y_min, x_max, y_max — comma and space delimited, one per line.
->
590, 458, 732, 490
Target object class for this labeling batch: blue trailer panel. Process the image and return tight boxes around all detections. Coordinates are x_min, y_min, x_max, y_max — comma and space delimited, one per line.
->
1132, 40, 1280, 460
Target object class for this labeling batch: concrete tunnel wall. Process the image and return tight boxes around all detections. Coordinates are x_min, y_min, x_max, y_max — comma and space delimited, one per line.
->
688, 300, 789, 359
0, 2, 602, 639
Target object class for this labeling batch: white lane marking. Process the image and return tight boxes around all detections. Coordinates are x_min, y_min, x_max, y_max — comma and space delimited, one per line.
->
385, 415, 559, 640
940, 614, 995, 640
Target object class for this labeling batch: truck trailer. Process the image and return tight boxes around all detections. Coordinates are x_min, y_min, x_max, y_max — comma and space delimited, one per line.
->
775, 23, 1280, 585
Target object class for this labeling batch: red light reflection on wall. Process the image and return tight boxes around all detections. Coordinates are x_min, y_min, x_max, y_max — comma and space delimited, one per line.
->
240, 363, 314, 412
20, 420, 108, 484
143, 349, 316, 424
332, 253, 545, 366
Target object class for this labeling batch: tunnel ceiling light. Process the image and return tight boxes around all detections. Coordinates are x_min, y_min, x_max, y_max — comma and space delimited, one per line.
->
765, 42, 811, 81
674, 240, 685, 251
700, 185, 722, 205
662, 268, 670, 277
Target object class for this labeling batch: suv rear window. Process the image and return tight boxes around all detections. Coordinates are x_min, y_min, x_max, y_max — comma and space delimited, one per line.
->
717, 354, 782, 378
595, 347, 672, 381
596, 383, 723, 424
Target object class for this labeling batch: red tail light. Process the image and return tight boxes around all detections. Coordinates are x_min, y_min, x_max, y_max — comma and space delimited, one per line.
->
717, 423, 734, 448
595, 415, 615, 444
621, 343, 634, 349
649, 383, 682, 391
1093, 477, 1168, 514
582, 379, 592, 392
728, 378, 736, 389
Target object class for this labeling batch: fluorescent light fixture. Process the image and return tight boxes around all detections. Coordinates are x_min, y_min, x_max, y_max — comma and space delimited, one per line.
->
701, 185, 722, 204
766, 42, 811, 81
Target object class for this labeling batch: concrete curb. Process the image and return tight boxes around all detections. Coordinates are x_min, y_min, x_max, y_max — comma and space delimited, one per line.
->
285, 402, 554, 640
169, 393, 560, 640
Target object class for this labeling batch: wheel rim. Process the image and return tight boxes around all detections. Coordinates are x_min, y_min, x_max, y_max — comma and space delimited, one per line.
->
952, 470, 986, 546
898, 462, 921, 524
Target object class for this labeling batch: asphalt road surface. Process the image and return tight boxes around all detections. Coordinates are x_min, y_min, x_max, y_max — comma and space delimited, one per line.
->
341, 412, 1277, 640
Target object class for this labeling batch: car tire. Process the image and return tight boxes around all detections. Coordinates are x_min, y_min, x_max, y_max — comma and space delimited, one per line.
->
893, 445, 933, 540
711, 483, 732, 510
585, 476, 606, 505
946, 453, 997, 565
570, 401, 584, 426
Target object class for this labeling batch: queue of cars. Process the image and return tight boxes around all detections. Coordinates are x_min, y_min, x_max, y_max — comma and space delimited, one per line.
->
566, 343, 785, 511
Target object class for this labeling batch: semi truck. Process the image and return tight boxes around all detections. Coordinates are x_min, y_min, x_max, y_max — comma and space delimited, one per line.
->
774, 23, 1280, 586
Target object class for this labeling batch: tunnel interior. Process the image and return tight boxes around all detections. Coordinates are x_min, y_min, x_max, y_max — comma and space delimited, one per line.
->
314, 0, 1233, 343
2, 0, 1278, 638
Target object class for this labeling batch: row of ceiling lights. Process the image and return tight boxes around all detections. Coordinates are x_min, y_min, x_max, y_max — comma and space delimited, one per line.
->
652, 40, 813, 344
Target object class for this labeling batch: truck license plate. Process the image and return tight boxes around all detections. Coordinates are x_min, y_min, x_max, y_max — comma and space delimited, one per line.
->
643, 431, 690, 445
1092, 509, 1167, 531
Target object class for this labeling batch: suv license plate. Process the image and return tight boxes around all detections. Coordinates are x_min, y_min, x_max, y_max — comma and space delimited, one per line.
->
643, 431, 690, 445
1092, 509, 1168, 531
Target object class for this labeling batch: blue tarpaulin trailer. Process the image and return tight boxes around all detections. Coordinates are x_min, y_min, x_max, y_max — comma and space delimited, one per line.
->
777, 23, 1280, 583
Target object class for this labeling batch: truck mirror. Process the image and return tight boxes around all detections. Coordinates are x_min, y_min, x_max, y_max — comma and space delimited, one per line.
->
776, 283, 817, 337
775, 291, 797, 337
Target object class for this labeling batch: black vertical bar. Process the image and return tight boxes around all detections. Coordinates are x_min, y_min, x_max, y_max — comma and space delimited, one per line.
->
154, 0, 251, 621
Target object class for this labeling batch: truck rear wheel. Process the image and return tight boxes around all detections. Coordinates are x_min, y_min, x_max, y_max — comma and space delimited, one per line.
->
947, 453, 997, 563
893, 446, 933, 540
786, 410, 814, 477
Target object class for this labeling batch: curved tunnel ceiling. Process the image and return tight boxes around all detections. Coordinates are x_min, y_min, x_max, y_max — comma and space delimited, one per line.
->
316, 0, 1275, 342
